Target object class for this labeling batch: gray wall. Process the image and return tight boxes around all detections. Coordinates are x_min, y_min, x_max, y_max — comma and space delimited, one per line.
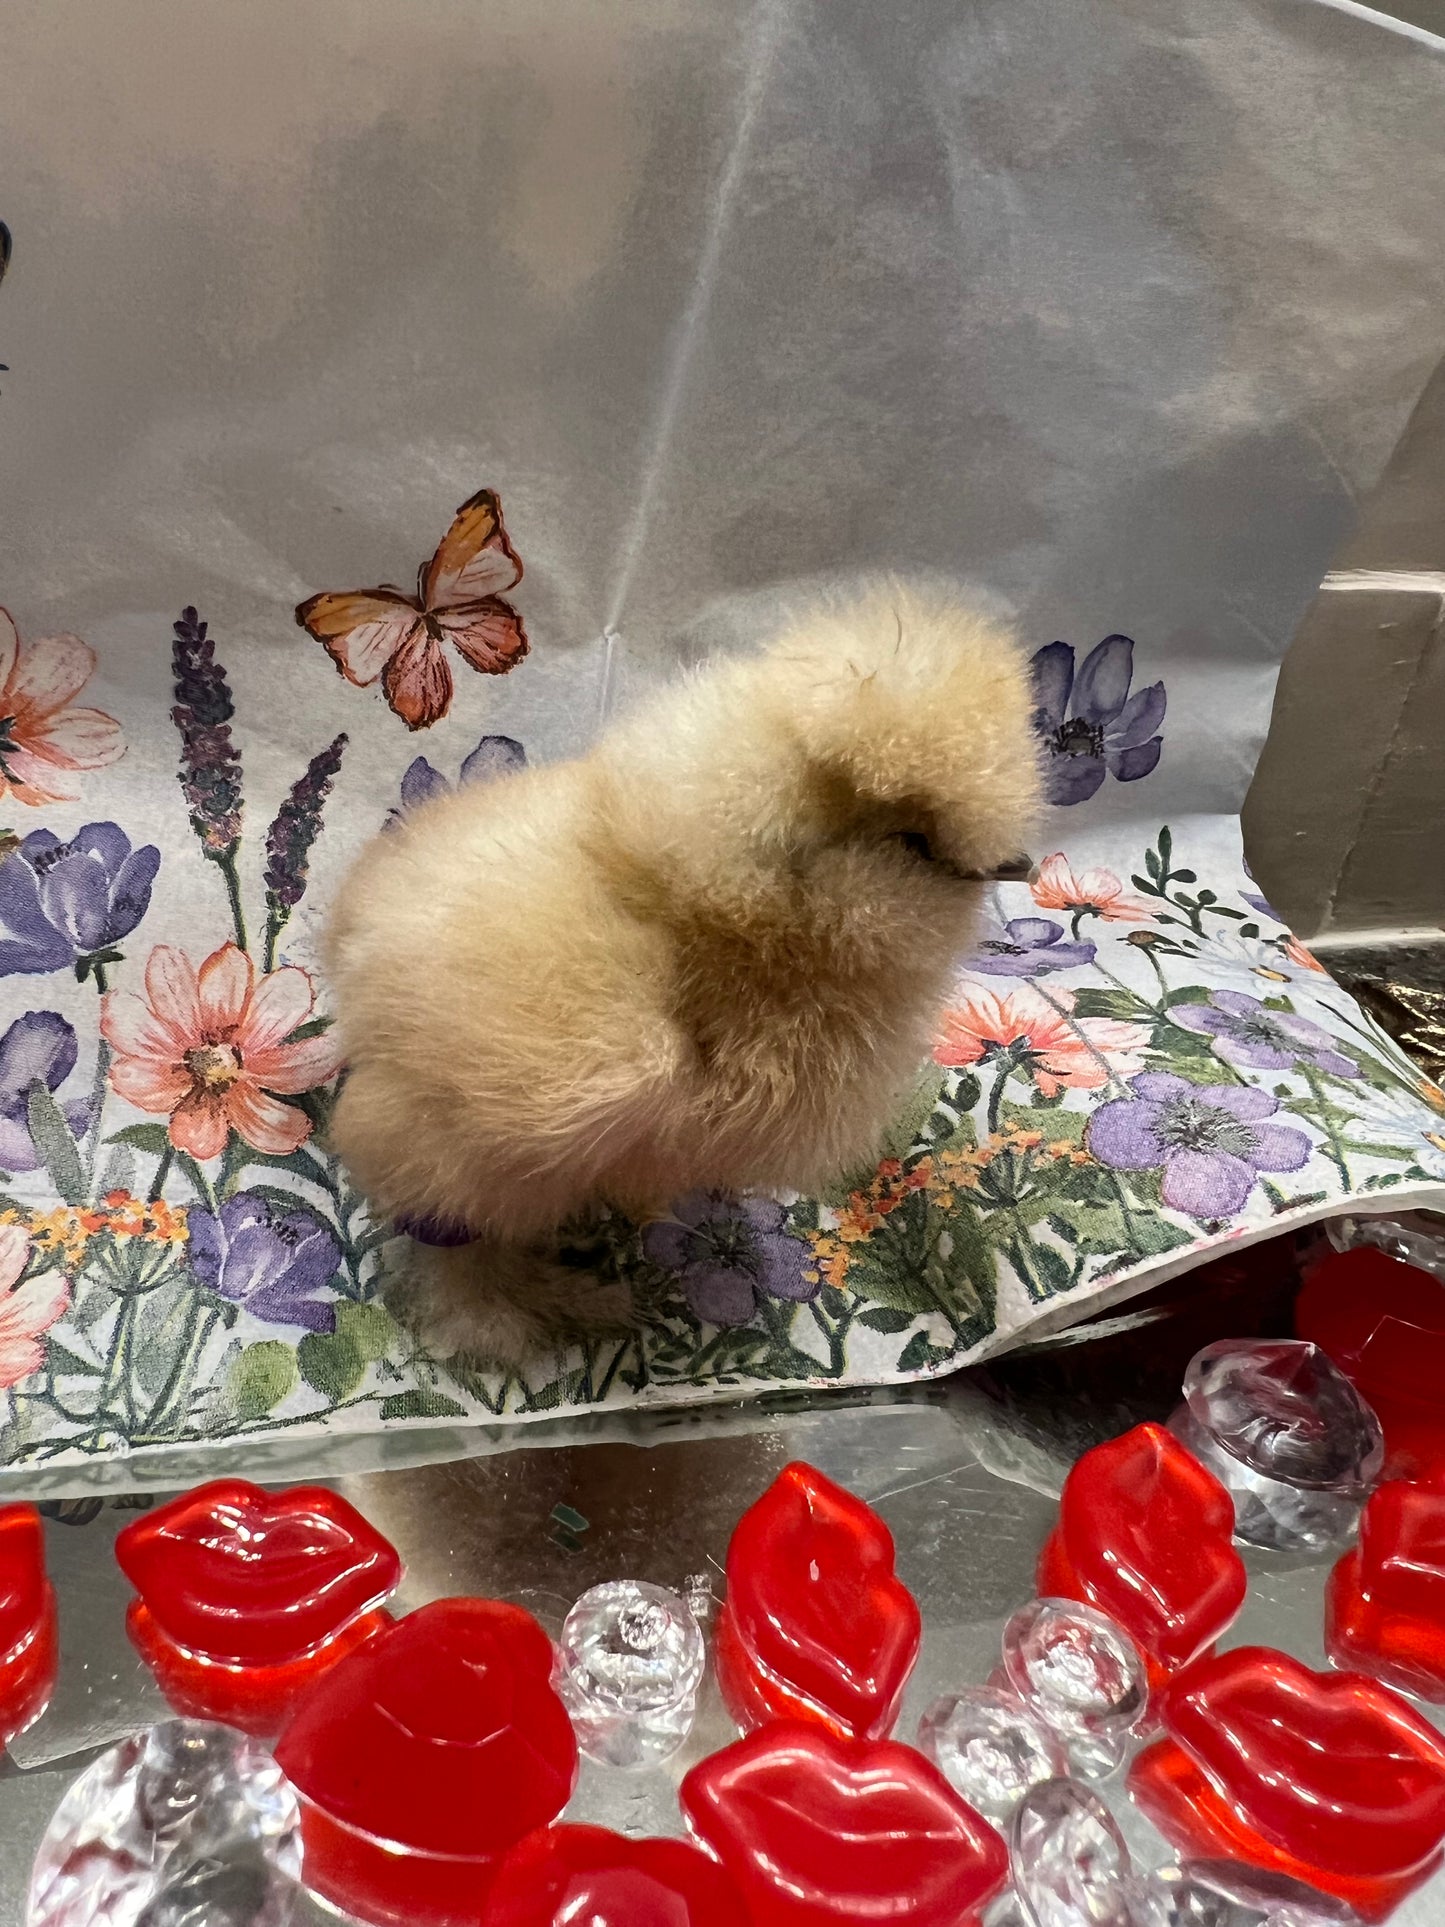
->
1245, 353, 1445, 941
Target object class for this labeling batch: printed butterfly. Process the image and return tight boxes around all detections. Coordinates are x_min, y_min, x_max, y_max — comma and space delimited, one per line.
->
295, 488, 529, 730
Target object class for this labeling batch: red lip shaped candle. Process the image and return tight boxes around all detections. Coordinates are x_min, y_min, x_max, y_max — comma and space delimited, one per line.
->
115, 1478, 402, 1736
275, 1597, 578, 1927
0, 1505, 57, 1748
1129, 1645, 1445, 1919
1327, 1470, 1445, 1704
680, 1720, 1009, 1926
1036, 1422, 1247, 1691
1295, 1246, 1445, 1477
481, 1824, 751, 1926
715, 1460, 921, 1740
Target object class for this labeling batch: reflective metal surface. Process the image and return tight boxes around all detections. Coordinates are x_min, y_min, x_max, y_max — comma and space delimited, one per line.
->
0, 1277, 1441, 1922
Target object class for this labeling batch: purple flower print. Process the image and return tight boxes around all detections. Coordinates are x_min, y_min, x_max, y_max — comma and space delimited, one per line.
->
966, 917, 1096, 978
1240, 857, 1281, 923
171, 607, 243, 856
1086, 1072, 1312, 1218
0, 1011, 95, 1172
642, 1192, 817, 1327
456, 734, 528, 787
394, 1208, 475, 1247
263, 733, 347, 921
0, 825, 160, 978
386, 735, 527, 829
1030, 635, 1165, 806
187, 1193, 342, 1332
1170, 989, 1359, 1079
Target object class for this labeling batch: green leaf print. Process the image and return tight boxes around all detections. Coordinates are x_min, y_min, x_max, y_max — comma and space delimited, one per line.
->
27, 1082, 86, 1206
298, 1331, 366, 1401
228, 1342, 298, 1419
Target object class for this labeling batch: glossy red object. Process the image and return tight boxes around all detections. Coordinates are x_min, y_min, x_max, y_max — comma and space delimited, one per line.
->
1296, 1246, 1445, 1476
481, 1825, 751, 1926
1327, 1470, 1445, 1703
0, 1505, 57, 1748
275, 1597, 578, 1927
1129, 1645, 1445, 1920
681, 1721, 1008, 1927
715, 1460, 920, 1740
1036, 1421, 1246, 1689
115, 1478, 401, 1736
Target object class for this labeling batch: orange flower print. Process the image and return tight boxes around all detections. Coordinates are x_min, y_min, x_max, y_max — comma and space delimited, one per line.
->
102, 942, 343, 1161
0, 1223, 68, 1389
934, 982, 1150, 1097
0, 610, 124, 806
1030, 853, 1150, 923
1283, 934, 1326, 973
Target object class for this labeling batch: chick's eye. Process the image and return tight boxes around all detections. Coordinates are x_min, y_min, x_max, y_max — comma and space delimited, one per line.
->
894, 830, 934, 863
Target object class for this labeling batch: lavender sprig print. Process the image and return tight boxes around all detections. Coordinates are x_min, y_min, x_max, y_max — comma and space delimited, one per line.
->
262, 732, 347, 970
170, 607, 247, 947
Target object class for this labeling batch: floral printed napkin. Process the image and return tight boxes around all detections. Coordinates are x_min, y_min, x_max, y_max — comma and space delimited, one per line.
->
4, 0, 1445, 1487
0, 581, 1442, 1482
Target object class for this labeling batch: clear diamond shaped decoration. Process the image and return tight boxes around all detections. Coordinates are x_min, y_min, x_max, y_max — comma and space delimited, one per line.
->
1010, 1777, 1155, 1927
1172, 1338, 1384, 1552
1002, 1597, 1148, 1778
556, 1579, 705, 1769
27, 1719, 302, 1927
917, 1686, 1065, 1823
1145, 1859, 1361, 1927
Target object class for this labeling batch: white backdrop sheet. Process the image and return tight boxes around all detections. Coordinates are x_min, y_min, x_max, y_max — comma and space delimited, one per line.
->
0, 0, 1442, 1476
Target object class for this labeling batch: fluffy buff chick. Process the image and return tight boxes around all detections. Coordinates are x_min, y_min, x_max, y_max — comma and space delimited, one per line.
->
325, 583, 1042, 1361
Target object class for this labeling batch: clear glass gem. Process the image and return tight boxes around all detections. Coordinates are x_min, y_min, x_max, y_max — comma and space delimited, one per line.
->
1329, 1212, 1445, 1281
134, 1848, 303, 1927
1010, 1778, 1154, 1927
681, 1572, 716, 1627
28, 1719, 301, 1927
1172, 1338, 1384, 1551
916, 1688, 1065, 1822
556, 1579, 705, 1769
1146, 1859, 1361, 1927
1002, 1598, 1148, 1778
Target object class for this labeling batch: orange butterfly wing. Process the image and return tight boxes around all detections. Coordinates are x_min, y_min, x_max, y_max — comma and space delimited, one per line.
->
435, 603, 529, 677
380, 624, 454, 732
295, 589, 423, 688
423, 489, 529, 678
421, 488, 523, 610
